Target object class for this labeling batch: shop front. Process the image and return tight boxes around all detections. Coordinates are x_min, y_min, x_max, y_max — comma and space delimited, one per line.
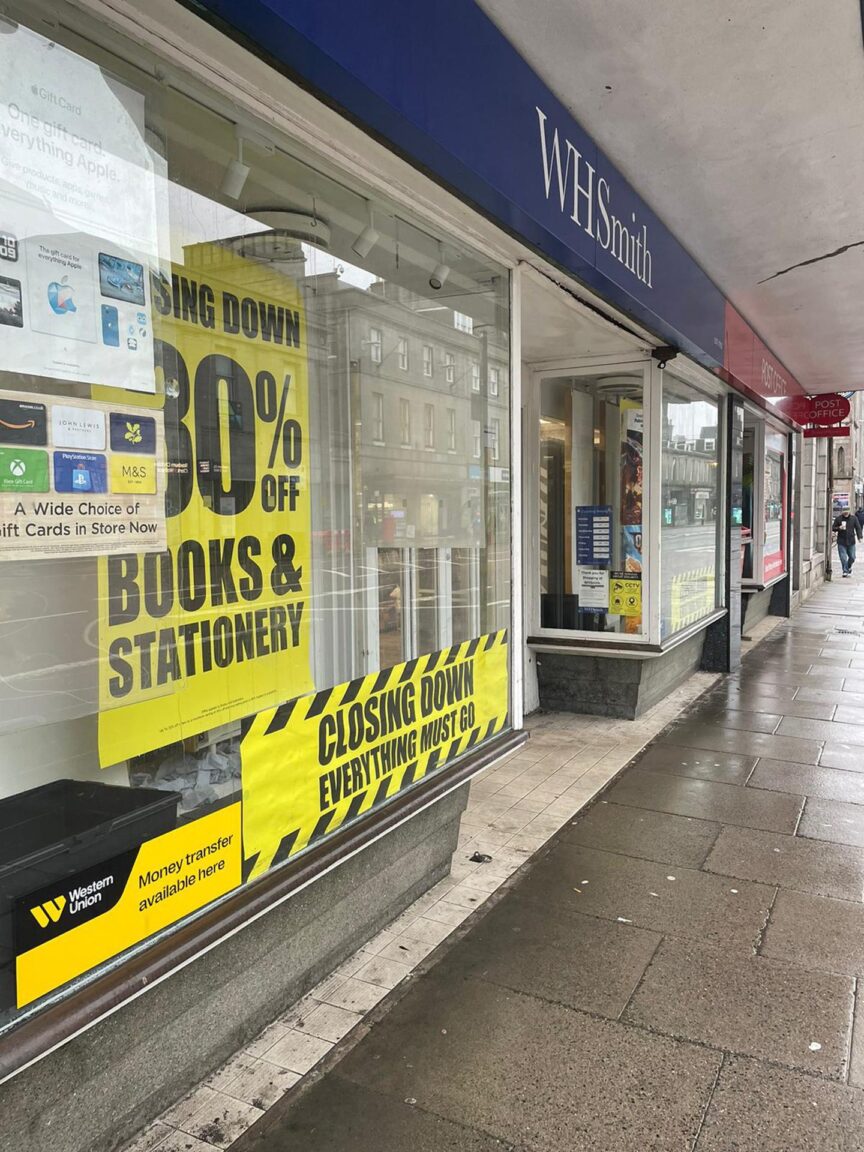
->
0, 2, 806, 1149
0, 3, 520, 1138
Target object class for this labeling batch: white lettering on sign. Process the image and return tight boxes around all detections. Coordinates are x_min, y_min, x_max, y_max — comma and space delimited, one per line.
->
536, 107, 653, 288
760, 358, 789, 397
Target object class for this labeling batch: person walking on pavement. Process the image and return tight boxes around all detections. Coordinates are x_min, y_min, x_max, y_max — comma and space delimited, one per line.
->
832, 507, 863, 577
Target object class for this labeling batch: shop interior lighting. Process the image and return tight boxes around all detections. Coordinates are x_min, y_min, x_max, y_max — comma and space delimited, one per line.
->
429, 243, 450, 290
221, 132, 251, 200
352, 200, 380, 259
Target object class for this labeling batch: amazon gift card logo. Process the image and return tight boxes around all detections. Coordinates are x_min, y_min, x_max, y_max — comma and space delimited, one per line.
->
0, 398, 48, 447
30, 895, 66, 929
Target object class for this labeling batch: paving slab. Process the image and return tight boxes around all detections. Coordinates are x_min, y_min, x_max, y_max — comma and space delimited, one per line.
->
761, 889, 864, 977
231, 1076, 515, 1152
749, 759, 864, 804
605, 769, 803, 833
656, 723, 823, 764
798, 686, 864, 706
563, 801, 721, 867
717, 695, 836, 720
736, 669, 846, 690
629, 745, 756, 785
704, 825, 864, 901
820, 742, 864, 773
623, 938, 853, 1079
516, 842, 773, 949
689, 709, 781, 734
337, 976, 721, 1152
850, 994, 864, 1089
433, 895, 660, 1018
696, 1056, 864, 1152
777, 716, 851, 741
799, 796, 864, 847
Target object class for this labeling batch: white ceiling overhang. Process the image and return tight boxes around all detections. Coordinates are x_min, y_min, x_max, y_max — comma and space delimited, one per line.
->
479, 0, 864, 394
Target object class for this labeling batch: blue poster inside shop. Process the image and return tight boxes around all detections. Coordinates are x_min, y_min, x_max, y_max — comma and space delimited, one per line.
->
576, 505, 612, 565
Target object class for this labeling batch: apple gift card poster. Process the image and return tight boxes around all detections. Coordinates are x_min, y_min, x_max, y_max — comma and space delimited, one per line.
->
0, 22, 160, 393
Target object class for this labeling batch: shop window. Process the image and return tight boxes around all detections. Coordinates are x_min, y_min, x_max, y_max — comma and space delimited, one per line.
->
424, 404, 435, 449
491, 418, 501, 461
538, 372, 645, 635
373, 392, 385, 443
764, 431, 787, 582
660, 377, 722, 639
0, 11, 511, 1033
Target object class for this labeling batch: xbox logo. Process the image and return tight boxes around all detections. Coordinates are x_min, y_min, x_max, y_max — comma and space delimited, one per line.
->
9, 459, 26, 477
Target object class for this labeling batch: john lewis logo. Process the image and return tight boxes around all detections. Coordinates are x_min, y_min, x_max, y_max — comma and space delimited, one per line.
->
536, 107, 653, 288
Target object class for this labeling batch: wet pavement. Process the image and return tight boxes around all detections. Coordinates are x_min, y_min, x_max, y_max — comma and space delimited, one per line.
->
229, 582, 864, 1151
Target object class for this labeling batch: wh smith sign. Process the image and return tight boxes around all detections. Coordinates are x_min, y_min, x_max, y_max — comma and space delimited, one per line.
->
189, 0, 800, 397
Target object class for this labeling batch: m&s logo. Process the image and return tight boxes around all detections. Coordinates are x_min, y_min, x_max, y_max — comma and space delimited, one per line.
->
30, 896, 66, 928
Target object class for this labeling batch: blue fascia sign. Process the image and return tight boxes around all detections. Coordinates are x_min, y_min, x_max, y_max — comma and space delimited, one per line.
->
188, 0, 775, 378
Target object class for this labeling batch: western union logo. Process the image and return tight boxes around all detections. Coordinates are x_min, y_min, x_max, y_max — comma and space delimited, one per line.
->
30, 896, 66, 929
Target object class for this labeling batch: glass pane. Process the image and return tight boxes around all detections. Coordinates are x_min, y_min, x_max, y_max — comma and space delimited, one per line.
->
0, 8, 511, 1029
539, 372, 644, 635
764, 431, 787, 580
660, 377, 721, 639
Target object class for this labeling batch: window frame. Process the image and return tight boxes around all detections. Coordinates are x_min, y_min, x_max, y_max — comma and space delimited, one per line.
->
423, 344, 434, 378
399, 397, 411, 446
525, 355, 728, 650
372, 391, 385, 444
423, 402, 435, 449
369, 326, 383, 364
444, 351, 455, 385
398, 337, 409, 371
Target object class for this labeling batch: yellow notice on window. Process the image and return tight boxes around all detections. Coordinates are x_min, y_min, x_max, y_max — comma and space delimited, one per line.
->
97, 247, 312, 766
15, 803, 240, 1007
610, 572, 642, 617
241, 631, 509, 881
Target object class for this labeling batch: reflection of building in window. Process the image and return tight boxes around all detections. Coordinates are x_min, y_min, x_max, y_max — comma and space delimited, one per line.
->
445, 351, 455, 384
369, 326, 382, 363
373, 392, 385, 442
423, 343, 433, 377
473, 419, 481, 458
489, 366, 500, 396
453, 311, 473, 334
471, 361, 480, 392
448, 408, 457, 451
491, 418, 500, 461
424, 403, 435, 448
400, 398, 411, 445
398, 337, 409, 370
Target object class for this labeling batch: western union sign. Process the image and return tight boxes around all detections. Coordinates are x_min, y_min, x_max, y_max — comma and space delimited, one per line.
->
241, 630, 509, 880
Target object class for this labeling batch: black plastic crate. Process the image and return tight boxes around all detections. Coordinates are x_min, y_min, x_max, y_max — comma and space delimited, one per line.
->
0, 780, 180, 953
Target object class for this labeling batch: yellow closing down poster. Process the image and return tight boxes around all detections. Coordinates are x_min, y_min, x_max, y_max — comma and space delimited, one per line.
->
242, 631, 509, 880
98, 247, 312, 766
